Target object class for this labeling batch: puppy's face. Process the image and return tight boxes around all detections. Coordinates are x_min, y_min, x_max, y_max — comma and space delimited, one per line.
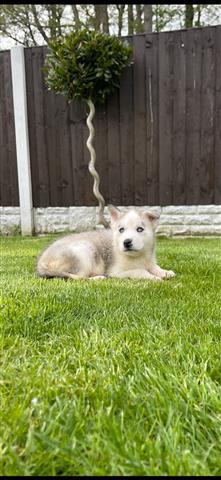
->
108, 206, 159, 257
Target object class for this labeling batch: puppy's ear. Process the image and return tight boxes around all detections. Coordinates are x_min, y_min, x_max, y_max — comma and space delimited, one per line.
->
108, 204, 121, 222
142, 210, 160, 229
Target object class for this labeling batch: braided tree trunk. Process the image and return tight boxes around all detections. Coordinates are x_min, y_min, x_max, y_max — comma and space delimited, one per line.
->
86, 99, 109, 228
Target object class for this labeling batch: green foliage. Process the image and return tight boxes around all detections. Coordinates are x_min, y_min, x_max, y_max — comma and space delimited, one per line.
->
44, 28, 133, 104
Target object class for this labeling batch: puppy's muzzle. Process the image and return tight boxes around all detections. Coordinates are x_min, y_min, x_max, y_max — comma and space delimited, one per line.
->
123, 238, 133, 250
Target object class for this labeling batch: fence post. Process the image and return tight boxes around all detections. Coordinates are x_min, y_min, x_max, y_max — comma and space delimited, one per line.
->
10, 45, 34, 235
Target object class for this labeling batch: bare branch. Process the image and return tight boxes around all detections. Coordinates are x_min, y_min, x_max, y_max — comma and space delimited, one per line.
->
72, 4, 81, 29
31, 4, 49, 43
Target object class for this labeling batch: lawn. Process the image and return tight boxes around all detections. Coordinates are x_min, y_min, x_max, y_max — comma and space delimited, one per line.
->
1, 234, 221, 476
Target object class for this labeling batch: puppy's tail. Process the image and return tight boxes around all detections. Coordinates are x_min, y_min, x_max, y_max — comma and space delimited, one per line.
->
36, 270, 82, 280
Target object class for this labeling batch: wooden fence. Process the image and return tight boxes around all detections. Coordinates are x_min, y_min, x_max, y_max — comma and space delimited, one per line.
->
1, 26, 221, 207
0, 50, 19, 205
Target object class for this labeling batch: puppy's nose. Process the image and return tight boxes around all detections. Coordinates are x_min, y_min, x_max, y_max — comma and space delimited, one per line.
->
123, 238, 132, 249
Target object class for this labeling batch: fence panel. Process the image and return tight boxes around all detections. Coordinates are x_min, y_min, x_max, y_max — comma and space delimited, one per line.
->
119, 38, 135, 206
145, 32, 159, 206
23, 26, 221, 207
185, 28, 202, 204
0, 50, 19, 206
199, 27, 216, 204
214, 26, 221, 204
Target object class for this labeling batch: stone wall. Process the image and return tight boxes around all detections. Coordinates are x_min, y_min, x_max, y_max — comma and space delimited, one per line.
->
0, 207, 21, 235
1, 205, 221, 236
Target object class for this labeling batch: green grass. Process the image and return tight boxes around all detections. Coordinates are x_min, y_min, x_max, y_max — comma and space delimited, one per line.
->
1, 234, 221, 476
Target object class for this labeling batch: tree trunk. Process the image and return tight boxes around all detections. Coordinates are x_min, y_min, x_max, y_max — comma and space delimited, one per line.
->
116, 4, 125, 36
144, 4, 152, 33
48, 5, 59, 39
195, 4, 201, 27
127, 4, 134, 35
86, 99, 109, 228
135, 4, 144, 33
100, 4, 109, 33
185, 4, 194, 28
94, 4, 102, 31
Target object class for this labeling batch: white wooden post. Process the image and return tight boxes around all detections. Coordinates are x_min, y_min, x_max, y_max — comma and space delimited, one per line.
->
11, 45, 34, 235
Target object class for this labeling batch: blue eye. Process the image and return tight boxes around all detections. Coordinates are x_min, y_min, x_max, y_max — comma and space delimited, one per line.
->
137, 227, 144, 233
119, 227, 124, 233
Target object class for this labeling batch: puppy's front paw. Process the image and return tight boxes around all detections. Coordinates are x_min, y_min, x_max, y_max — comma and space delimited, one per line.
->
89, 275, 107, 280
153, 275, 163, 281
163, 270, 176, 279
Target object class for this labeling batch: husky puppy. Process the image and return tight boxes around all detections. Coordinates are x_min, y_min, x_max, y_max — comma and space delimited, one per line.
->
36, 205, 176, 280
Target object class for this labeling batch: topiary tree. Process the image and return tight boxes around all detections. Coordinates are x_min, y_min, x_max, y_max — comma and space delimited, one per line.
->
44, 29, 133, 227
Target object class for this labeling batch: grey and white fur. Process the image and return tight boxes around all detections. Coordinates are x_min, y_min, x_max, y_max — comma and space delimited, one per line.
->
36, 205, 176, 281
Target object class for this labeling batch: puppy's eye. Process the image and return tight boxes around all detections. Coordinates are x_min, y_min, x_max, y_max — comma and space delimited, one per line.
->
137, 226, 144, 233
119, 227, 124, 233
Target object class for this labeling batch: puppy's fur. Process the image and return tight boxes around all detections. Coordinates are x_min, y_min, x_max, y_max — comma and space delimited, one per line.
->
36, 206, 175, 280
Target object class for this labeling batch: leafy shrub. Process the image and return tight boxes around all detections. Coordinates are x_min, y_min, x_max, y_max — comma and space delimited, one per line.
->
44, 29, 133, 104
